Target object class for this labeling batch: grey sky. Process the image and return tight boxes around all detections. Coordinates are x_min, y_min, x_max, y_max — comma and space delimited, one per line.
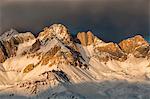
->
0, 0, 149, 42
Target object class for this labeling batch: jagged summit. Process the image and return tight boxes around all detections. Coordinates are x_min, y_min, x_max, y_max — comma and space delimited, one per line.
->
38, 24, 73, 45
119, 35, 149, 52
0, 29, 19, 40
0, 24, 149, 99
0, 24, 149, 65
76, 31, 149, 61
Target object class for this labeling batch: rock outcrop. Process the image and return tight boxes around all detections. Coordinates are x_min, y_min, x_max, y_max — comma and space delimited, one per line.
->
119, 35, 149, 58
13, 32, 35, 43
23, 64, 35, 73
87, 31, 94, 45
0, 48, 5, 63
38, 24, 72, 45
133, 45, 149, 58
0, 29, 19, 40
77, 31, 94, 46
95, 43, 127, 61
30, 39, 41, 52
0, 30, 35, 63
41, 45, 61, 65
77, 32, 87, 46
93, 36, 104, 47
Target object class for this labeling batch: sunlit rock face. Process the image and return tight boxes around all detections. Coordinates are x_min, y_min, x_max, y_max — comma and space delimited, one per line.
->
0, 24, 149, 99
38, 24, 79, 52
77, 32, 87, 46
77, 31, 94, 46
95, 42, 127, 61
38, 24, 73, 45
87, 31, 94, 46
119, 35, 149, 58
119, 35, 149, 53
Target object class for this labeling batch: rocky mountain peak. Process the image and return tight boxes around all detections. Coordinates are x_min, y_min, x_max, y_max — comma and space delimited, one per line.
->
0, 29, 19, 40
119, 35, 149, 58
119, 35, 149, 53
38, 24, 72, 45
0, 30, 35, 63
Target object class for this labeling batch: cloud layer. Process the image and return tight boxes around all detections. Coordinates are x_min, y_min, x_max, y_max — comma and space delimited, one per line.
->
0, 0, 149, 42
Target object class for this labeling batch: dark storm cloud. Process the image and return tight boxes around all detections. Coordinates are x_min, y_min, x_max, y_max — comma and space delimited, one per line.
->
0, 0, 149, 42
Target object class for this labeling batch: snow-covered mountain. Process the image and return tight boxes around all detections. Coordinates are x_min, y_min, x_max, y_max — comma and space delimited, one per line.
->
0, 24, 150, 99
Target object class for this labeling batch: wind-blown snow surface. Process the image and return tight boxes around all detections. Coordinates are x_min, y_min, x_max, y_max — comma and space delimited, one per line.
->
0, 24, 150, 99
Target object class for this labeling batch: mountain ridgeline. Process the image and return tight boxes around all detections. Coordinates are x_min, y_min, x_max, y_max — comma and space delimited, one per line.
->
0, 24, 149, 63
0, 24, 149, 99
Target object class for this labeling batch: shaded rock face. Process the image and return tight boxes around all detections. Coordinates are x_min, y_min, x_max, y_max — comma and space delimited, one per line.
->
0, 29, 19, 40
0, 48, 5, 63
0, 29, 19, 60
133, 45, 150, 58
119, 35, 149, 58
148, 50, 150, 59
0, 30, 35, 63
95, 43, 127, 61
30, 39, 41, 52
2, 40, 17, 57
77, 31, 94, 46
